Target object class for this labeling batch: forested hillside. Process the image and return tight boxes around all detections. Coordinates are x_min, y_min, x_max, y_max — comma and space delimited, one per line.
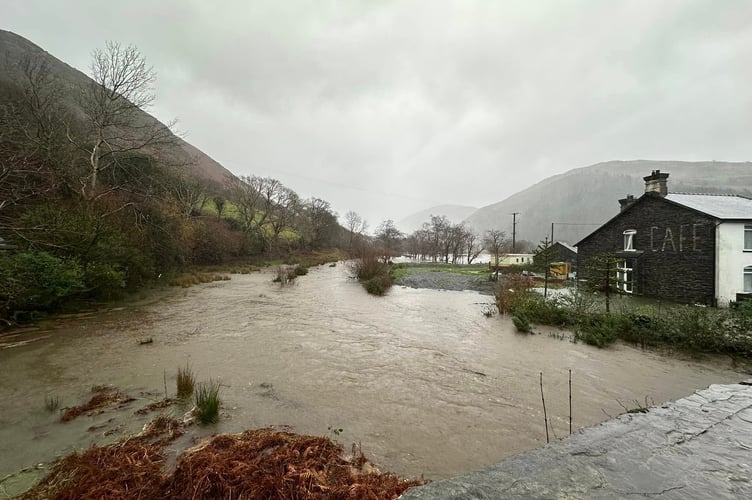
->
0, 31, 345, 324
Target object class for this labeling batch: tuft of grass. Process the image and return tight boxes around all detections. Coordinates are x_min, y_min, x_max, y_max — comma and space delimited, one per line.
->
293, 265, 308, 276
176, 365, 195, 399
45, 395, 60, 412
194, 380, 221, 424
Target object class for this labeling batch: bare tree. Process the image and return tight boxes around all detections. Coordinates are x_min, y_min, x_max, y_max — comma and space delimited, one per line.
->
429, 215, 450, 262
484, 229, 507, 280
213, 196, 225, 221
68, 42, 176, 198
227, 175, 271, 243
376, 219, 403, 261
266, 185, 300, 252
300, 197, 339, 249
464, 229, 484, 264
343, 210, 367, 248
165, 173, 209, 219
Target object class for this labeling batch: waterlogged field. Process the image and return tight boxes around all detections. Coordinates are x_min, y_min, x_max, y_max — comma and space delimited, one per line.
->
0, 264, 748, 495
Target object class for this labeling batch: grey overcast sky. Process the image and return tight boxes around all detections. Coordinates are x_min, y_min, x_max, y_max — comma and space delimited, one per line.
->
4, 1, 752, 229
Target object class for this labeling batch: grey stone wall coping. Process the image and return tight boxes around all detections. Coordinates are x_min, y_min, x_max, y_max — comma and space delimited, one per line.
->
400, 383, 752, 499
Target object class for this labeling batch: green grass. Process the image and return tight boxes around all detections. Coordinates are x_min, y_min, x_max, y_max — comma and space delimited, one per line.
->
194, 380, 221, 424
176, 364, 195, 399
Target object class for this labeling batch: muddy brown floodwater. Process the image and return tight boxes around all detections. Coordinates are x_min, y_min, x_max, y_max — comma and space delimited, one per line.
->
0, 263, 749, 487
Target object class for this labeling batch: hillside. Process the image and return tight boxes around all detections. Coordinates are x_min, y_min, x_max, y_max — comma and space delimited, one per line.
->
397, 204, 477, 233
464, 160, 752, 244
0, 29, 234, 185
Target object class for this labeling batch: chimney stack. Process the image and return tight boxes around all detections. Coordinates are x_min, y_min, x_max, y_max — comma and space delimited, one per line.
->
644, 170, 669, 196
619, 194, 636, 212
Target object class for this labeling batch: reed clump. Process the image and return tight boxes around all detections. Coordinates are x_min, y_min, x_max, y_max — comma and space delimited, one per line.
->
44, 395, 60, 413
176, 365, 195, 399
194, 380, 221, 424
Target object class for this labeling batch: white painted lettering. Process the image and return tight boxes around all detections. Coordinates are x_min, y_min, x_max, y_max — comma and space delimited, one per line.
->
662, 227, 676, 252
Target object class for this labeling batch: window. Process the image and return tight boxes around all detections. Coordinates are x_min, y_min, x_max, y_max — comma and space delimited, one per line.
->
616, 259, 634, 293
745, 266, 752, 293
745, 225, 752, 251
623, 229, 637, 251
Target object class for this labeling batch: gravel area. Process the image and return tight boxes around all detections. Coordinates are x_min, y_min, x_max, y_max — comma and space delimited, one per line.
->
395, 269, 496, 295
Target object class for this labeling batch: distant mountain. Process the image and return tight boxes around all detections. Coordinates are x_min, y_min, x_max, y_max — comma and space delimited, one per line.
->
398, 204, 478, 233
464, 160, 752, 244
0, 29, 234, 185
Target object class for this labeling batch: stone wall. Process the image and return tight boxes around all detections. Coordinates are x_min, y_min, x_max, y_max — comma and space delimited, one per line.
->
577, 194, 717, 305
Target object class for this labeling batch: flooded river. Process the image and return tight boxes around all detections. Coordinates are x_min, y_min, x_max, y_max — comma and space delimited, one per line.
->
0, 263, 748, 485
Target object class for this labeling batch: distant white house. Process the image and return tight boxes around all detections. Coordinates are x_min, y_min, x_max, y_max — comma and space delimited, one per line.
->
494, 253, 535, 267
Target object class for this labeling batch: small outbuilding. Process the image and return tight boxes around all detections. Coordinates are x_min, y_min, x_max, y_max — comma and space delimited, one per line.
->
576, 170, 752, 306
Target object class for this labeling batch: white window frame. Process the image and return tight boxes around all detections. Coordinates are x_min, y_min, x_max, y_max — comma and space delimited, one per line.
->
745, 266, 752, 293
623, 229, 637, 251
745, 225, 752, 251
616, 259, 634, 293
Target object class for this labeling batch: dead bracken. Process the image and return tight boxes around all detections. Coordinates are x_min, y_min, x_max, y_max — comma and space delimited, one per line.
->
60, 385, 134, 422
21, 420, 423, 499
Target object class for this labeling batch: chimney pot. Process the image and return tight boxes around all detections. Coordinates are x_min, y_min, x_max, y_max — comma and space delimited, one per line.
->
619, 194, 637, 212
643, 170, 669, 196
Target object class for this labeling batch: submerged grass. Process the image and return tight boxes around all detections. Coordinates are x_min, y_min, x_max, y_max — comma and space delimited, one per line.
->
194, 380, 221, 424
60, 385, 134, 422
167, 272, 230, 288
44, 395, 60, 413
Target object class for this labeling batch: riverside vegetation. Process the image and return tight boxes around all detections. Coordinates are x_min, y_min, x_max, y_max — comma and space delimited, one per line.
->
495, 273, 752, 356
0, 40, 353, 329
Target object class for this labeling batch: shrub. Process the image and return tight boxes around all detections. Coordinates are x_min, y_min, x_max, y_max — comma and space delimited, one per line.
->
348, 251, 388, 282
494, 273, 533, 314
194, 380, 221, 424
364, 275, 393, 296
0, 251, 84, 318
293, 265, 308, 276
574, 313, 620, 347
83, 262, 126, 300
512, 315, 532, 333
348, 248, 393, 295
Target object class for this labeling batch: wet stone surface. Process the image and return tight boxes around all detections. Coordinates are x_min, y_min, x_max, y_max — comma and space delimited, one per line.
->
400, 383, 752, 499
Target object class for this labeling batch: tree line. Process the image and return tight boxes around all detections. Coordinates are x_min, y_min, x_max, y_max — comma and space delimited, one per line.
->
361, 214, 536, 266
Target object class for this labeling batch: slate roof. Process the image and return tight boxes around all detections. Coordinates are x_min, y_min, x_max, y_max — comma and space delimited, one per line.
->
555, 241, 577, 253
665, 193, 752, 220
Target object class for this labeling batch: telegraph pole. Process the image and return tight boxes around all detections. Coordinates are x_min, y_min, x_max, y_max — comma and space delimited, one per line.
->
511, 212, 520, 252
